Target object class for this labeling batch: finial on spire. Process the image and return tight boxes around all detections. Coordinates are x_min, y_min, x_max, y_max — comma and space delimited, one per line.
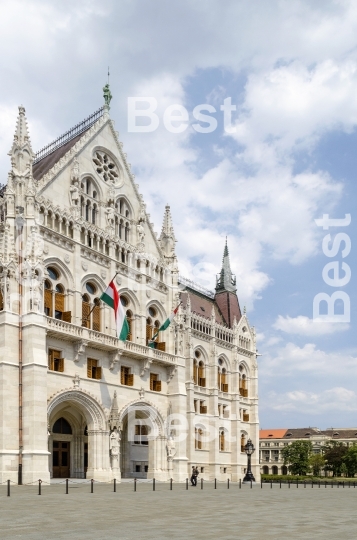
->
159, 204, 176, 258
243, 305, 246, 314
215, 237, 237, 293
8, 105, 35, 175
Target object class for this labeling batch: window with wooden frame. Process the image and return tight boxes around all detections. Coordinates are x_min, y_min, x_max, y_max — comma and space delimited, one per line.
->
44, 280, 53, 317
199, 401, 207, 414
92, 299, 101, 332
219, 430, 226, 452
126, 309, 133, 341
241, 434, 246, 453
150, 373, 161, 392
239, 374, 248, 397
48, 349, 64, 372
221, 368, 228, 392
82, 294, 91, 328
146, 317, 153, 345
198, 361, 206, 387
87, 358, 102, 380
121, 366, 134, 386
223, 405, 229, 418
243, 411, 249, 422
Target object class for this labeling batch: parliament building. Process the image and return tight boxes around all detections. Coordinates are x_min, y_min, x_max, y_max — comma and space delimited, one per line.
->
0, 89, 260, 483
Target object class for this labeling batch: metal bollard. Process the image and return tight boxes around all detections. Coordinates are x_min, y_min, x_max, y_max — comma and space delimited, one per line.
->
114, 478, 116, 493
134, 478, 137, 492
214, 478, 217, 489
91, 479, 94, 493
312, 480, 313, 488
7, 479, 10, 497
280, 480, 281, 489
304, 481, 306, 488
239, 479, 241, 489
319, 481, 320, 488
227, 478, 230, 489
270, 480, 272, 489
288, 480, 290, 488
261, 479, 263, 489
66, 478, 69, 494
297, 479, 298, 488
343, 481, 344, 488
201, 478, 203, 490
170, 478, 173, 491
186, 478, 188, 490
38, 479, 42, 496
153, 478, 155, 491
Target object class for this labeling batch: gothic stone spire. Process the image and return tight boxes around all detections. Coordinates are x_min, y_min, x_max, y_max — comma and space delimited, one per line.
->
159, 204, 176, 258
215, 237, 236, 293
8, 106, 35, 176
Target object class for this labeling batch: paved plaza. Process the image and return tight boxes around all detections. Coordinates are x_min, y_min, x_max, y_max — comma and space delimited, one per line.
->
0, 480, 356, 539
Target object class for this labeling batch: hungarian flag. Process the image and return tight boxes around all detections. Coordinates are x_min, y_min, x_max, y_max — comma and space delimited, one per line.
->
100, 280, 129, 341
148, 304, 180, 348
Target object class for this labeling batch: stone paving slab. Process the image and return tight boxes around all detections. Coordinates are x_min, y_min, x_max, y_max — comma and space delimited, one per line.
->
0, 482, 356, 539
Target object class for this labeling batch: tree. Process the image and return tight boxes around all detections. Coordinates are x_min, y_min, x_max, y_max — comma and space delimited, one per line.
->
340, 463, 348, 477
281, 440, 313, 476
323, 441, 348, 477
343, 445, 357, 478
309, 453, 325, 476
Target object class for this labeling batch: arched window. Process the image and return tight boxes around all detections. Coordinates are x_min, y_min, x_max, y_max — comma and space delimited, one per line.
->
272, 466, 278, 475
125, 223, 129, 242
217, 358, 228, 392
82, 283, 101, 332
193, 359, 198, 385
82, 293, 91, 328
92, 204, 96, 225
146, 317, 153, 345
239, 372, 248, 397
44, 268, 71, 322
126, 309, 133, 341
241, 434, 246, 453
52, 417, 72, 434
198, 361, 205, 387
219, 430, 226, 452
195, 427, 204, 450
281, 465, 288, 475
262, 466, 269, 475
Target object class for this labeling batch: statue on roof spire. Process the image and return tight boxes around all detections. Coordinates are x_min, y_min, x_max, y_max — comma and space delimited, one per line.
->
103, 83, 112, 108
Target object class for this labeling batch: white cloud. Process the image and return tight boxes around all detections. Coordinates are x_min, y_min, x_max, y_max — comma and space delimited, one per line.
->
266, 387, 357, 413
273, 315, 350, 336
260, 342, 357, 377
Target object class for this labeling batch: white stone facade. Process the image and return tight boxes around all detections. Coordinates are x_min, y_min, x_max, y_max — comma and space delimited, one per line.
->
0, 97, 260, 484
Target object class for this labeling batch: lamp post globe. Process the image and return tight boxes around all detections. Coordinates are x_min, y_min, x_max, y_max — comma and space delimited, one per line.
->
243, 438, 256, 482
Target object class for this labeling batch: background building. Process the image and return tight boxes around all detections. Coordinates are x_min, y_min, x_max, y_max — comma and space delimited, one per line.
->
0, 90, 260, 484
260, 428, 357, 475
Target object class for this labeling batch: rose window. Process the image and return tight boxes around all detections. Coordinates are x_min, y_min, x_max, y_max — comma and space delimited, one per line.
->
93, 151, 119, 182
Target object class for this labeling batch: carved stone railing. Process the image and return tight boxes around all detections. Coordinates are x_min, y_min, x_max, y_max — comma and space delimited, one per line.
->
45, 317, 177, 366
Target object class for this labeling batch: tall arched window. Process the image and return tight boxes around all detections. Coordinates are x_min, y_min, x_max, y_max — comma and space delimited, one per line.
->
82, 293, 91, 328
44, 267, 71, 322
125, 223, 129, 242
219, 430, 226, 452
82, 282, 101, 331
241, 434, 246, 453
126, 309, 133, 341
218, 358, 228, 392
193, 359, 198, 385
195, 427, 204, 450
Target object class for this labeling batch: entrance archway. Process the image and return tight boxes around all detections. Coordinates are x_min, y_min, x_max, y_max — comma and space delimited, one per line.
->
48, 388, 109, 481
119, 401, 166, 480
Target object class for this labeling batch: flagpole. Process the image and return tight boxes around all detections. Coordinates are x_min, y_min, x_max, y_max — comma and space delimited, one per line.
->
83, 272, 120, 324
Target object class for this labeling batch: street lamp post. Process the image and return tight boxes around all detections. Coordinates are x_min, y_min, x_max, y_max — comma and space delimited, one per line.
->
243, 438, 256, 483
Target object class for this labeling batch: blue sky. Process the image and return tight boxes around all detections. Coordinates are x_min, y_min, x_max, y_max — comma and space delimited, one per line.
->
1, 0, 357, 428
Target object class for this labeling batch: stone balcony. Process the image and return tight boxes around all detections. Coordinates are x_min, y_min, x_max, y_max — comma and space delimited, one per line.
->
45, 317, 177, 367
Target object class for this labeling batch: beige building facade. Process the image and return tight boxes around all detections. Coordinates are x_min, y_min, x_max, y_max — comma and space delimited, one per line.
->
0, 92, 260, 484
260, 428, 357, 475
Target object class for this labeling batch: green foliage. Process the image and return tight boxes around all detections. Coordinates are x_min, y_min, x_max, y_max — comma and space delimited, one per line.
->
309, 453, 325, 476
343, 444, 357, 478
281, 440, 313, 476
323, 441, 348, 477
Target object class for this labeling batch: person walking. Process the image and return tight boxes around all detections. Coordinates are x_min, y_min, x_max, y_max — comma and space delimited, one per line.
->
193, 466, 199, 486
190, 466, 196, 486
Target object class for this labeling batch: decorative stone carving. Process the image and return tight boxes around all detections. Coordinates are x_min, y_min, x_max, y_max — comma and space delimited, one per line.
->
136, 222, 145, 244
139, 387, 145, 399
93, 150, 118, 182
64, 254, 70, 264
81, 261, 88, 271
73, 373, 80, 388
74, 340, 88, 363
105, 203, 115, 230
109, 351, 121, 371
140, 358, 152, 377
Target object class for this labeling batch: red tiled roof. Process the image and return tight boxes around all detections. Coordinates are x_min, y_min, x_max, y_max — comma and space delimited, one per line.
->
214, 291, 241, 328
260, 429, 288, 439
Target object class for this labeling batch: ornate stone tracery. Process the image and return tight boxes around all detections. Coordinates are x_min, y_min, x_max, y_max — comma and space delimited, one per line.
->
93, 150, 119, 182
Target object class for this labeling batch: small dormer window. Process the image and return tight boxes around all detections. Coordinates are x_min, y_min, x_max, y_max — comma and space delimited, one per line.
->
286, 433, 292, 437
